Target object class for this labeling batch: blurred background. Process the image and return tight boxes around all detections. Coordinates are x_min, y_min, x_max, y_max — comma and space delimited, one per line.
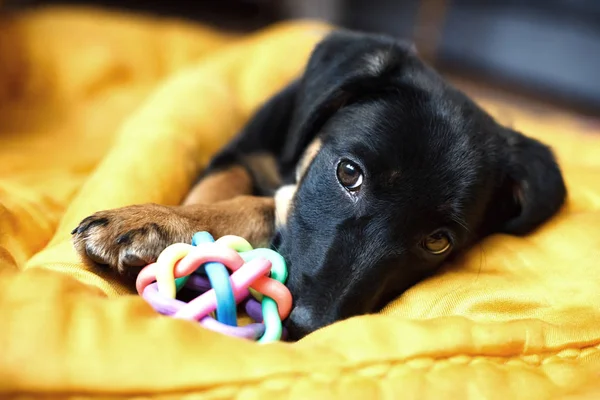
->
4, 0, 600, 118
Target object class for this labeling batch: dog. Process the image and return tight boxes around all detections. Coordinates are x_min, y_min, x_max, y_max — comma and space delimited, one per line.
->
72, 30, 567, 340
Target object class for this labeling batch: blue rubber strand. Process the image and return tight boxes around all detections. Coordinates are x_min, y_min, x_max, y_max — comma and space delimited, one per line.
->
192, 232, 238, 327
257, 297, 282, 343
171, 233, 215, 291
174, 231, 216, 290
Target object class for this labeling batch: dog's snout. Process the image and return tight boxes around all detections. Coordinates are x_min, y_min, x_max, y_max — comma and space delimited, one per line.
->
285, 306, 327, 340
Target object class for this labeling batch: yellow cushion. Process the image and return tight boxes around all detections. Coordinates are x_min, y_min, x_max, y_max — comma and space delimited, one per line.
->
1, 7, 599, 399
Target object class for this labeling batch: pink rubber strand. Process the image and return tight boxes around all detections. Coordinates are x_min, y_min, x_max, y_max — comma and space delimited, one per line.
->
173, 257, 272, 320
135, 243, 245, 295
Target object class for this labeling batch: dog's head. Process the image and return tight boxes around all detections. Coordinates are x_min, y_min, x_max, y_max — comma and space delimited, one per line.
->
274, 31, 566, 339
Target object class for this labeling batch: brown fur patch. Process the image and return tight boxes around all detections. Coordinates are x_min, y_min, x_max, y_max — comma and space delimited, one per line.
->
296, 138, 322, 182
200, 196, 275, 247
184, 166, 253, 205
243, 153, 282, 191
274, 184, 297, 228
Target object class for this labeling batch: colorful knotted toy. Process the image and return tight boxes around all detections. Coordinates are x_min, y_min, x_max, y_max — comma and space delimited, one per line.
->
136, 231, 292, 343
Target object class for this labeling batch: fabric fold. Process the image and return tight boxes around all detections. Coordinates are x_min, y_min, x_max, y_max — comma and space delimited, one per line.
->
1, 6, 599, 399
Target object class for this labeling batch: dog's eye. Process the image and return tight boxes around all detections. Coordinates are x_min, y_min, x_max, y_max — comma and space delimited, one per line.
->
337, 160, 363, 191
422, 231, 452, 255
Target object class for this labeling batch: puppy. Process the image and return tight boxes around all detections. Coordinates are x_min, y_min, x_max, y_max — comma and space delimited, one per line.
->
72, 30, 566, 340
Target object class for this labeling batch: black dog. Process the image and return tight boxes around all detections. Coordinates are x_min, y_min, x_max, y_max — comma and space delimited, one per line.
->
72, 30, 566, 339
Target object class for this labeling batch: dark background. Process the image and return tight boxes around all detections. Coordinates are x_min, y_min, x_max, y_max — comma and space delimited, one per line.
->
5, 0, 600, 117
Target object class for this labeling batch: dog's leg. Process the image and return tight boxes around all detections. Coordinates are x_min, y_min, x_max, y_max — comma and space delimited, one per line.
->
72, 166, 275, 275
72, 82, 301, 276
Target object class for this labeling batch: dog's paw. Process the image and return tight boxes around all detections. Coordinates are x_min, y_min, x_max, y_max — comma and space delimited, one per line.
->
71, 204, 192, 274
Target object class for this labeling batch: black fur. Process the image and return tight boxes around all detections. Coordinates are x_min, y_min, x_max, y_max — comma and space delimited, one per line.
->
204, 30, 567, 339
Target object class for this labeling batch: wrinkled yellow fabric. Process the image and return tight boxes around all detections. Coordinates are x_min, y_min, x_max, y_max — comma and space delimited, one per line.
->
1, 7, 599, 399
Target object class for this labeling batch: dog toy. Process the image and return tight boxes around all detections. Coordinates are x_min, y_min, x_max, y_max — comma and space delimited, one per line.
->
136, 231, 292, 343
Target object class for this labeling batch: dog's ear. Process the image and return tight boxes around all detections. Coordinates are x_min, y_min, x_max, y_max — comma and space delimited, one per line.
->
207, 31, 417, 184
489, 128, 567, 235
280, 30, 418, 167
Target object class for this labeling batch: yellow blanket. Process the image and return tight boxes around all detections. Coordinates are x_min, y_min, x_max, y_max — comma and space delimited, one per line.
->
1, 7, 600, 399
